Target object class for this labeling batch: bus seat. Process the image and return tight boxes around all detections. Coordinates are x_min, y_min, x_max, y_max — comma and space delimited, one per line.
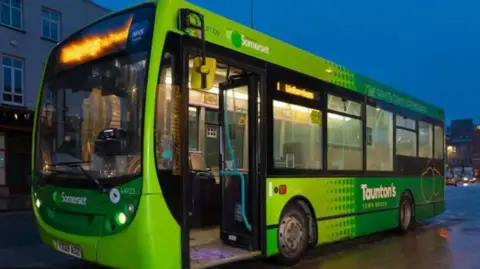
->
189, 151, 221, 228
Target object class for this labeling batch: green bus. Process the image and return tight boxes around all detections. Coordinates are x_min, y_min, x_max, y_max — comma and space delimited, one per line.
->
31, 1, 446, 269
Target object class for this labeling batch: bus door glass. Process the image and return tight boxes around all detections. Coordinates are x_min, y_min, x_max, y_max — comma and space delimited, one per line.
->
218, 71, 259, 250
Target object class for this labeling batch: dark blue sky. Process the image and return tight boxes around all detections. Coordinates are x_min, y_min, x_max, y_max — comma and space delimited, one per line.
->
94, 0, 477, 123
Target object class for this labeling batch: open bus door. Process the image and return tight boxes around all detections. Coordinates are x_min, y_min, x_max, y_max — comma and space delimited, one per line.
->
180, 57, 262, 268
178, 9, 262, 268
218, 72, 260, 251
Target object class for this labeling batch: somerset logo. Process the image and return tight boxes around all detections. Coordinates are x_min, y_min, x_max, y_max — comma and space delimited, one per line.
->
53, 191, 87, 206
361, 183, 397, 201
226, 29, 270, 54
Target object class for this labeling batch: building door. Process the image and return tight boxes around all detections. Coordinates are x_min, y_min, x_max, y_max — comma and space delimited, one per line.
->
6, 133, 31, 195
9, 153, 30, 194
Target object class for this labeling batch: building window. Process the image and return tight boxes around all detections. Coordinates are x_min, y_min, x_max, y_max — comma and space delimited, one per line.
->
418, 121, 433, 158
0, 0, 22, 29
0, 135, 4, 186
366, 106, 393, 171
41, 8, 60, 41
2, 55, 23, 105
327, 95, 362, 170
396, 115, 416, 157
273, 100, 322, 169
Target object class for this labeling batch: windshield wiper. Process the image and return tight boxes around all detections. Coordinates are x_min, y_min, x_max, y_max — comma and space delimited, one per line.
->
50, 161, 92, 166
50, 161, 106, 193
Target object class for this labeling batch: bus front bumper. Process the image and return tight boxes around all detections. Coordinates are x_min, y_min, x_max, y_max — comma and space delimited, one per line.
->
33, 193, 180, 269
35, 213, 100, 263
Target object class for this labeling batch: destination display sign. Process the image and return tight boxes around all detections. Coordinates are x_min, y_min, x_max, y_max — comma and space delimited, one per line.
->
276, 82, 319, 100
45, 5, 154, 78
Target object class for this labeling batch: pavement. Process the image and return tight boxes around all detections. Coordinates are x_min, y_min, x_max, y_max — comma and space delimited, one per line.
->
0, 195, 32, 212
0, 184, 479, 268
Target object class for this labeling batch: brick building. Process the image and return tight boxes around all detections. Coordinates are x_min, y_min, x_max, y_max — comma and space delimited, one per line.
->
471, 126, 480, 177
446, 119, 477, 175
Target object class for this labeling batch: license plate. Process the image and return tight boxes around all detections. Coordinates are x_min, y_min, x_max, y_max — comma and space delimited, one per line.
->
56, 240, 82, 258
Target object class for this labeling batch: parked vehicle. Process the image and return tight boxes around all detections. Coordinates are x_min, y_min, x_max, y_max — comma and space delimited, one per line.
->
461, 174, 476, 185
445, 176, 459, 186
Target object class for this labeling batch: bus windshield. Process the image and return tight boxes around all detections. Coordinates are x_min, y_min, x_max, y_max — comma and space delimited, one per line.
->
34, 5, 154, 188
36, 51, 147, 185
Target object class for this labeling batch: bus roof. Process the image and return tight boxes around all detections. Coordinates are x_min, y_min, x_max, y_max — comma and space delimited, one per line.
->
176, 1, 444, 120
68, 1, 445, 121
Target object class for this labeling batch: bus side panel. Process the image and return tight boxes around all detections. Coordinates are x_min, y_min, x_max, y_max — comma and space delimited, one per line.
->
415, 203, 435, 222
265, 176, 444, 256
316, 209, 398, 244
414, 176, 445, 222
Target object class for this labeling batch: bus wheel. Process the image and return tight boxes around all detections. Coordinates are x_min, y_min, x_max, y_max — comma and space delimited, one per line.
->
275, 203, 309, 265
397, 192, 414, 233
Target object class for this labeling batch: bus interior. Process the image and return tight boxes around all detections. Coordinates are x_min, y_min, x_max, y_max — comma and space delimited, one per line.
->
176, 57, 260, 268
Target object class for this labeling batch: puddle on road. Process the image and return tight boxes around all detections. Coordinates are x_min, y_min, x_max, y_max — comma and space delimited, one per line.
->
433, 216, 466, 229
459, 227, 480, 233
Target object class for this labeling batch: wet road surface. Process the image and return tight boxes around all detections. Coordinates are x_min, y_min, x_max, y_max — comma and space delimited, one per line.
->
0, 184, 477, 268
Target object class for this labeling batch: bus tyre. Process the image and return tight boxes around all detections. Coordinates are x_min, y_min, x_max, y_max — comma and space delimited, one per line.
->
397, 192, 414, 233
275, 203, 309, 266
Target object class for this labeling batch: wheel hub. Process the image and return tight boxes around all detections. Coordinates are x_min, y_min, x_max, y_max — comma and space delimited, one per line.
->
279, 215, 305, 254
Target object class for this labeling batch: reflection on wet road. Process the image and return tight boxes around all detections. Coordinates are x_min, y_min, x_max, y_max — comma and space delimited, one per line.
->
1, 185, 479, 268
222, 185, 480, 269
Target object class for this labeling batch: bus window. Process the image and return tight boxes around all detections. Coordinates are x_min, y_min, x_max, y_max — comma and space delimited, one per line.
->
396, 116, 416, 129
204, 109, 220, 170
366, 106, 393, 171
328, 94, 361, 116
418, 121, 433, 158
434, 125, 444, 159
188, 106, 199, 151
222, 85, 249, 169
327, 95, 362, 170
396, 115, 417, 157
155, 52, 175, 170
273, 101, 322, 169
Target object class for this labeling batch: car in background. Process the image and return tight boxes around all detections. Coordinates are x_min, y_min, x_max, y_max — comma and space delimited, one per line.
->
461, 174, 476, 185
445, 175, 459, 186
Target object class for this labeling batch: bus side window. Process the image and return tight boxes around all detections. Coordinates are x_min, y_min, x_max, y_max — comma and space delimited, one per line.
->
155, 52, 176, 171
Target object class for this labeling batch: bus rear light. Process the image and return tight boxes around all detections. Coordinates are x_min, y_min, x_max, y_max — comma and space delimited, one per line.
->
279, 185, 287, 195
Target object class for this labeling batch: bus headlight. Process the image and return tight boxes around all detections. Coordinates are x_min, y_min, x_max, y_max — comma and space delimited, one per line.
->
127, 204, 135, 214
116, 212, 127, 225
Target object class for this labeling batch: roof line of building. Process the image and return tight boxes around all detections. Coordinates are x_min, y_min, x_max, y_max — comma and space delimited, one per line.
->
83, 0, 111, 12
